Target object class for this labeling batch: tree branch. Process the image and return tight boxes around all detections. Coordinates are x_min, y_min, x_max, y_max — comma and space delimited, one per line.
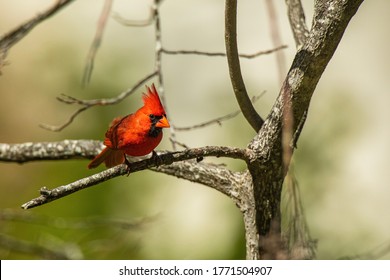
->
0, 140, 248, 165
82, 0, 113, 86
285, 0, 310, 48
16, 143, 249, 209
113, 10, 153, 27
154, 161, 240, 200
0, 140, 102, 163
0, 209, 150, 230
40, 71, 157, 131
225, 0, 264, 132
151, 0, 179, 151
161, 45, 287, 58
0, 0, 75, 72
0, 233, 71, 259
245, 0, 364, 259
265, 0, 287, 84
174, 91, 265, 131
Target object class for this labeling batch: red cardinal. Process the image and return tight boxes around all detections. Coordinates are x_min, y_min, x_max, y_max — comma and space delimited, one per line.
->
88, 84, 170, 169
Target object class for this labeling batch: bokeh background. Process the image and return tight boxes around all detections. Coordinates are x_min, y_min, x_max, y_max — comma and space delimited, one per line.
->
1, 0, 389, 259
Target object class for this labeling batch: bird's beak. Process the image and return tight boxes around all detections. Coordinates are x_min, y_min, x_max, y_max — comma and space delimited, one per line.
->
156, 115, 170, 128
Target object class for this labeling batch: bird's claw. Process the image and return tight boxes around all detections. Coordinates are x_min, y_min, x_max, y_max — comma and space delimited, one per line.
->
151, 151, 163, 166
124, 157, 132, 176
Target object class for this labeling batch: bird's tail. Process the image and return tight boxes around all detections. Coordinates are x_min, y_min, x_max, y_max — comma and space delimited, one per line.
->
88, 147, 125, 169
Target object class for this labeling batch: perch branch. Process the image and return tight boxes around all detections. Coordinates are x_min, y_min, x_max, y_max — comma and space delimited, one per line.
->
20, 144, 249, 209
225, 0, 264, 132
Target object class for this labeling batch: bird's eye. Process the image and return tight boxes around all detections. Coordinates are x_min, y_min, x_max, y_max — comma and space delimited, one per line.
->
149, 114, 156, 120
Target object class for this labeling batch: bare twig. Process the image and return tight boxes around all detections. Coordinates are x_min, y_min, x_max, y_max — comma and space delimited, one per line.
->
225, 0, 264, 132
0, 0, 75, 72
82, 0, 113, 86
151, 0, 177, 151
0, 233, 71, 259
265, 0, 287, 84
175, 110, 241, 132
0, 209, 152, 230
40, 71, 157, 131
39, 106, 90, 132
113, 9, 153, 27
152, 0, 164, 112
174, 91, 265, 131
168, 138, 191, 149
21, 145, 249, 209
161, 45, 287, 58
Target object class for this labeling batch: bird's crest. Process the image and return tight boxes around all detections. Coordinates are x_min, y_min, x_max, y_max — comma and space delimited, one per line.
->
142, 84, 166, 115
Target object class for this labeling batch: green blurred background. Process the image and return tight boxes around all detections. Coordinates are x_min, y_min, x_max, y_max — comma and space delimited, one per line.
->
1, 0, 389, 259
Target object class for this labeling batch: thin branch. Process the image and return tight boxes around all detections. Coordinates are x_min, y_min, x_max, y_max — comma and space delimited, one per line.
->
265, 0, 287, 84
285, 0, 310, 48
39, 106, 90, 132
40, 71, 157, 131
174, 91, 265, 131
225, 0, 264, 132
82, 0, 113, 86
112, 10, 153, 27
0, 233, 71, 259
152, 0, 164, 113
238, 46, 288, 58
0, 209, 151, 230
20, 145, 249, 209
174, 110, 241, 132
151, 0, 177, 151
161, 45, 287, 58
0, 0, 75, 72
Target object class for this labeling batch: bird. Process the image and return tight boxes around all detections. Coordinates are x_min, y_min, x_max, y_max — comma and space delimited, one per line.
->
88, 83, 170, 169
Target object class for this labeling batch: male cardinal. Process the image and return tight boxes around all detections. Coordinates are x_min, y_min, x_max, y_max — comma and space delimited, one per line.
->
88, 84, 170, 169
